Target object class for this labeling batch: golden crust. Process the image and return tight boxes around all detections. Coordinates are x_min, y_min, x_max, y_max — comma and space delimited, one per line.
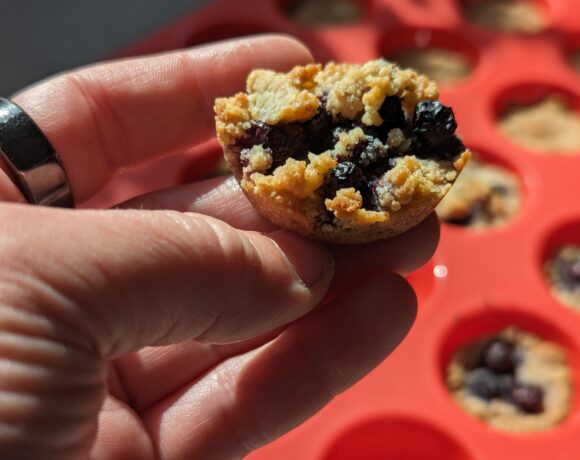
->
215, 59, 468, 244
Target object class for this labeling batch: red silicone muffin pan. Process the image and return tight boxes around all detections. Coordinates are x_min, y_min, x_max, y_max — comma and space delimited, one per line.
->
92, 0, 580, 458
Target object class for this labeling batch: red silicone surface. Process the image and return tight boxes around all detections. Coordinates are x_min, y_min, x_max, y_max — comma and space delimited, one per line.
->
100, 0, 580, 458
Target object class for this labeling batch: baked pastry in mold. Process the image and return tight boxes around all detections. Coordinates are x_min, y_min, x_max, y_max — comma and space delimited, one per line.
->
446, 327, 572, 433
215, 59, 470, 244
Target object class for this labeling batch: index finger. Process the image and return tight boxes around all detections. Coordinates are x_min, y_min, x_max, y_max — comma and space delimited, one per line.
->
7, 35, 313, 203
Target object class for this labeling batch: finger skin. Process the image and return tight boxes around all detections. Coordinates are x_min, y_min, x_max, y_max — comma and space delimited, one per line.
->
0, 203, 333, 355
5, 36, 312, 203
143, 273, 417, 460
123, 175, 440, 275
90, 396, 153, 460
0, 157, 25, 202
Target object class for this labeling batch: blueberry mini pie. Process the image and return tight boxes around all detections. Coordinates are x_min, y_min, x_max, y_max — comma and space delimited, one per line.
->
215, 59, 470, 244
446, 327, 572, 432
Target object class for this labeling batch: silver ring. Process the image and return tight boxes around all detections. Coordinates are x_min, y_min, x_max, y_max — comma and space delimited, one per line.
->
0, 97, 74, 207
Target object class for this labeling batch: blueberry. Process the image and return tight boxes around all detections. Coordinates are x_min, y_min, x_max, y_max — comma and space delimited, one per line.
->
379, 96, 406, 131
511, 384, 544, 414
407, 133, 465, 161
305, 104, 335, 154
405, 134, 428, 158
497, 374, 516, 399
236, 122, 270, 149
364, 179, 384, 211
481, 339, 517, 374
413, 100, 458, 146
465, 368, 501, 400
325, 162, 368, 199
351, 136, 390, 169
264, 123, 308, 170
433, 135, 466, 161
238, 100, 338, 172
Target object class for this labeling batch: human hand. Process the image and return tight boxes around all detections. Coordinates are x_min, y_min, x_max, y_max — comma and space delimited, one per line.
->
0, 36, 439, 459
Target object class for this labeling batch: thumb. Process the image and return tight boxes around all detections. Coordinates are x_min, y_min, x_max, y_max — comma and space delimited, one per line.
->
0, 203, 334, 358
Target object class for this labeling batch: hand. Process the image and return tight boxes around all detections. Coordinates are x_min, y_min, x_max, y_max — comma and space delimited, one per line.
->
0, 36, 439, 459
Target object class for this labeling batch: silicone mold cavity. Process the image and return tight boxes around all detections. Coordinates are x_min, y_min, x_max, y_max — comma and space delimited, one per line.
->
438, 307, 579, 434
322, 417, 476, 460
494, 83, 580, 155
458, 0, 552, 34
437, 144, 526, 232
380, 27, 479, 86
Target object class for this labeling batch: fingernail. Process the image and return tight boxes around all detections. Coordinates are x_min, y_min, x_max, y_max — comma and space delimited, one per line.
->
268, 230, 334, 287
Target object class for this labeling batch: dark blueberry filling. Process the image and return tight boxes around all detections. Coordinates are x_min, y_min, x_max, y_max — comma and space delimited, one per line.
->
461, 337, 546, 414
304, 102, 336, 154
323, 161, 381, 210
235, 95, 465, 215
378, 95, 406, 133
481, 339, 518, 374
266, 123, 309, 170
326, 162, 366, 192
350, 135, 391, 170
511, 384, 545, 414
413, 100, 457, 146
466, 368, 503, 400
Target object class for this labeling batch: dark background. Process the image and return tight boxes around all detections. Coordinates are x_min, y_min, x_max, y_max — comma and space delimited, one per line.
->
0, 0, 213, 96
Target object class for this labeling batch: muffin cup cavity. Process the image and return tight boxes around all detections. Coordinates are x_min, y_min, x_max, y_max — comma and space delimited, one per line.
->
321, 417, 476, 460
380, 27, 479, 87
459, 0, 551, 34
440, 308, 577, 433
436, 146, 524, 230
495, 84, 580, 154
440, 309, 576, 368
